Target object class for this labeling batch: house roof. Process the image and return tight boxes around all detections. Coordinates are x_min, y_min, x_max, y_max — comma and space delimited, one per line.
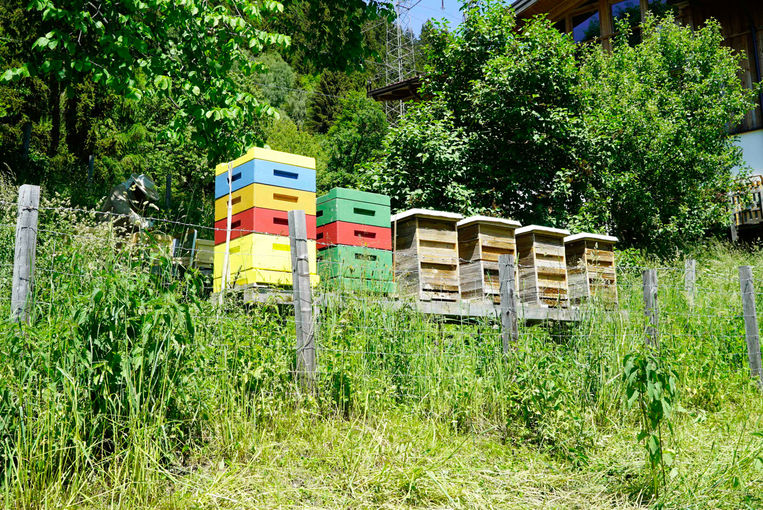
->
512, 0, 594, 20
367, 76, 424, 102
512, 0, 539, 16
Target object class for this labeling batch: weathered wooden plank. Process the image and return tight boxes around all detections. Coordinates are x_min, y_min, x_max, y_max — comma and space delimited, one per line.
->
11, 184, 40, 324
289, 210, 316, 389
739, 265, 763, 387
499, 254, 518, 352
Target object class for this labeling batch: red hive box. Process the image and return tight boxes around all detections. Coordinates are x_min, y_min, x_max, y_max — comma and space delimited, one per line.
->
317, 221, 391, 251
214, 207, 316, 244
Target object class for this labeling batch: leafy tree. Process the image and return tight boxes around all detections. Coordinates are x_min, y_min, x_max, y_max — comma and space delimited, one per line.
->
276, 0, 394, 74
368, 1, 754, 252
2, 0, 393, 165
1, 0, 295, 164
573, 16, 754, 252
256, 52, 297, 109
320, 91, 387, 193
369, 2, 589, 223
306, 70, 354, 134
365, 100, 475, 211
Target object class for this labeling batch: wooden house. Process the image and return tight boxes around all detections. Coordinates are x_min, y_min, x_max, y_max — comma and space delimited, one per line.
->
512, 0, 763, 139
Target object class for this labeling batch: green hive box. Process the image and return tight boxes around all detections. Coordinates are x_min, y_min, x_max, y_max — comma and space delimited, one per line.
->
317, 188, 391, 228
318, 245, 393, 281
323, 277, 396, 294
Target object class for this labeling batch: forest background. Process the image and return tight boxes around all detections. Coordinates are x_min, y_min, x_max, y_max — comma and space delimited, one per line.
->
0, 0, 759, 253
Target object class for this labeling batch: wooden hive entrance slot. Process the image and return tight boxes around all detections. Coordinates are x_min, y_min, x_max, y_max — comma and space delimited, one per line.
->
564, 233, 618, 306
515, 225, 570, 308
457, 216, 521, 302
392, 209, 463, 302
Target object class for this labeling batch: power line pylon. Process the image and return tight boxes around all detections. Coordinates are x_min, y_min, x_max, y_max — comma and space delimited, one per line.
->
381, 0, 418, 124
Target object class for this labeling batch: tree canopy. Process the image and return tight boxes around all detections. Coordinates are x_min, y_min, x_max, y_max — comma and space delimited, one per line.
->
366, 1, 755, 252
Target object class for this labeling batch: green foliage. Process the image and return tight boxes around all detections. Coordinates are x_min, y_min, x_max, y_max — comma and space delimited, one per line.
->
366, 101, 475, 211
0, 186, 762, 505
623, 350, 679, 496
306, 70, 354, 134
256, 52, 298, 109
2, 0, 292, 163
277, 0, 394, 74
320, 91, 388, 193
368, 2, 590, 223
368, 3, 755, 252
573, 16, 754, 253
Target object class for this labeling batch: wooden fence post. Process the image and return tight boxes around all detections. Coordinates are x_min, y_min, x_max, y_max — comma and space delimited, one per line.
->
11, 185, 40, 324
684, 258, 696, 305
642, 269, 659, 348
738, 266, 763, 387
498, 254, 518, 354
289, 209, 316, 388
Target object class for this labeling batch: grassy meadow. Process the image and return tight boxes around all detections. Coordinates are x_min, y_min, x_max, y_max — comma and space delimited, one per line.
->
0, 187, 761, 508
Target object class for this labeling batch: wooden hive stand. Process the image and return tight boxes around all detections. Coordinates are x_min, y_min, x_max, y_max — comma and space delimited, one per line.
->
564, 233, 618, 306
392, 209, 463, 302
457, 216, 521, 302
515, 225, 570, 308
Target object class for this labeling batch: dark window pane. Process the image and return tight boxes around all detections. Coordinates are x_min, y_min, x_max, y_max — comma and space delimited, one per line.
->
612, 0, 642, 44
648, 0, 679, 17
553, 19, 566, 34
612, 0, 641, 25
573, 10, 600, 43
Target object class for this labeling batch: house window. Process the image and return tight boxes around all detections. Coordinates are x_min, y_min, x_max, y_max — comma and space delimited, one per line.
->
648, 0, 678, 17
611, 0, 641, 26
573, 10, 600, 43
611, 0, 642, 43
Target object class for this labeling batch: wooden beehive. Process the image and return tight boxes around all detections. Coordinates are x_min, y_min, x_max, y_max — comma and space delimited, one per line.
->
564, 233, 618, 306
392, 209, 463, 301
457, 216, 521, 301
515, 225, 570, 308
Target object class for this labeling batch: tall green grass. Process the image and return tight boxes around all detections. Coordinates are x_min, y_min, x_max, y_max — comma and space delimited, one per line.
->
0, 188, 761, 507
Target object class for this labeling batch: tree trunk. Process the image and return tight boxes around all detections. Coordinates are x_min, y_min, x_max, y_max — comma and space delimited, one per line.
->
64, 90, 87, 163
48, 78, 61, 157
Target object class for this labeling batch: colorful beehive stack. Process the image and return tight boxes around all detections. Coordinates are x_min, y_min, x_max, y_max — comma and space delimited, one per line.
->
515, 225, 570, 308
457, 216, 521, 302
316, 188, 394, 293
213, 147, 318, 292
564, 233, 618, 306
392, 209, 463, 301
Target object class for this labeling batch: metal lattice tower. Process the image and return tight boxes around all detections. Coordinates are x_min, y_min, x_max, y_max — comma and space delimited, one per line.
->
381, 0, 418, 123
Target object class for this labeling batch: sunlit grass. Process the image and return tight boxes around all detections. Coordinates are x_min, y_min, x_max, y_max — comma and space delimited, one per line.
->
0, 191, 761, 507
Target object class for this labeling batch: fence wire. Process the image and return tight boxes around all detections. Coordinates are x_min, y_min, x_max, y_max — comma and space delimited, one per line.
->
0, 197, 760, 412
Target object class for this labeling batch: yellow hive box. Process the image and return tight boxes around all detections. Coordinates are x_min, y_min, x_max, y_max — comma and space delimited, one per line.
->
213, 269, 320, 293
214, 232, 317, 279
214, 183, 316, 221
215, 147, 316, 176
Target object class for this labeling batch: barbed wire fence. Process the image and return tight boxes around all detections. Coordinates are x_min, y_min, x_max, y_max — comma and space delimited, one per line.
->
0, 184, 761, 422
